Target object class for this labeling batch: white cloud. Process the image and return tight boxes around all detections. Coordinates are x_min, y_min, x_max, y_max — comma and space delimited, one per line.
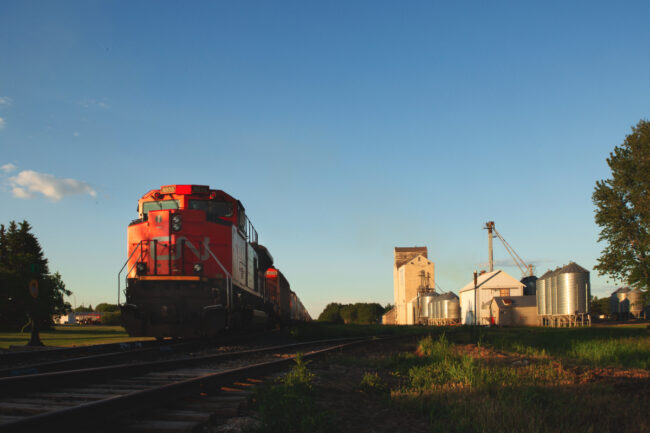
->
0, 117, 5, 129
1, 163, 17, 173
0, 96, 12, 106
9, 170, 96, 202
73, 131, 80, 137
79, 99, 110, 109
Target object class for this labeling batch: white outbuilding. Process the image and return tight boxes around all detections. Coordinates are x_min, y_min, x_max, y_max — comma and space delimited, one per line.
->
458, 270, 525, 325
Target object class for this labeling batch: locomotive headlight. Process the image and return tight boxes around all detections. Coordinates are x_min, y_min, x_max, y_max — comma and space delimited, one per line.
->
193, 263, 203, 274
171, 214, 182, 232
136, 262, 146, 275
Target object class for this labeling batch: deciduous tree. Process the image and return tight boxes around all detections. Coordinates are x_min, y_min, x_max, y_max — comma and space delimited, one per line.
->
593, 120, 650, 297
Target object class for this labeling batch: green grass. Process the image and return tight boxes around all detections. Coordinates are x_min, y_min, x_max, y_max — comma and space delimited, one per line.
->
352, 334, 648, 432
395, 383, 647, 433
359, 371, 388, 394
294, 323, 650, 368
290, 322, 435, 340
390, 335, 649, 432
470, 326, 650, 369
0, 325, 154, 349
252, 354, 333, 433
252, 329, 649, 432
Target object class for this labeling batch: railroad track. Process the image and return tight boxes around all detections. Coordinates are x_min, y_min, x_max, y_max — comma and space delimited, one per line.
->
0, 337, 373, 432
0, 330, 274, 378
0, 338, 163, 368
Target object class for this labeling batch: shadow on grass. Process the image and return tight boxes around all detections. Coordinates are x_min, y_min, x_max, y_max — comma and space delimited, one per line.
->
393, 378, 650, 433
0, 326, 147, 349
52, 326, 126, 335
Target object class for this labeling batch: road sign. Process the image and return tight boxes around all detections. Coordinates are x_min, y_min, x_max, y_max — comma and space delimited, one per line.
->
29, 279, 39, 298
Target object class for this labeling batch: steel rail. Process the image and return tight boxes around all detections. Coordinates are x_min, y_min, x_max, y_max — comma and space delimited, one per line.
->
0, 337, 377, 432
0, 329, 274, 378
0, 338, 164, 367
0, 338, 208, 378
0, 336, 365, 397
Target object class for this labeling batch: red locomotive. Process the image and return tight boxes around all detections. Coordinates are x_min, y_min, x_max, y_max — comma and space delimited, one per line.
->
119, 185, 310, 338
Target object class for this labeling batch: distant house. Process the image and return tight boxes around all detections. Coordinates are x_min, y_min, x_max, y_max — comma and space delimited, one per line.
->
489, 296, 537, 326
75, 312, 102, 324
458, 270, 525, 325
55, 313, 76, 324
54, 312, 103, 325
381, 307, 397, 325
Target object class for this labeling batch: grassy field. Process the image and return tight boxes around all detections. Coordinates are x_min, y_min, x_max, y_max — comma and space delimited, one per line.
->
0, 325, 154, 349
252, 323, 650, 433
293, 322, 650, 368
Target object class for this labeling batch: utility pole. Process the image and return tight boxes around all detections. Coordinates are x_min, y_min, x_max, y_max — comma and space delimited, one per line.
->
473, 270, 478, 326
27, 263, 43, 347
485, 221, 494, 272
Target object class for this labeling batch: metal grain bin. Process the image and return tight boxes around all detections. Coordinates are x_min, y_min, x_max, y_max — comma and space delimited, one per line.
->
447, 297, 461, 320
628, 287, 643, 317
537, 271, 551, 316
611, 287, 630, 314
440, 295, 451, 319
556, 262, 590, 315
556, 270, 570, 315
548, 268, 560, 315
418, 295, 437, 319
521, 276, 537, 296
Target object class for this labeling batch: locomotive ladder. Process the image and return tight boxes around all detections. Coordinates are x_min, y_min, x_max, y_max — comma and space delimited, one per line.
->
205, 245, 234, 310
117, 240, 145, 305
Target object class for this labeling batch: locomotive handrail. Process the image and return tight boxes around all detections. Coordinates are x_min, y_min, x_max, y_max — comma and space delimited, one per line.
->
205, 246, 233, 310
117, 241, 145, 306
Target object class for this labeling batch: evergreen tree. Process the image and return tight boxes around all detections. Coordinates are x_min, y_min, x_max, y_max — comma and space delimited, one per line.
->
593, 120, 650, 297
0, 220, 71, 330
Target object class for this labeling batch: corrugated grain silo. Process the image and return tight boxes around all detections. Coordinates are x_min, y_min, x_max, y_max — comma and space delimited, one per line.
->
548, 268, 560, 315
556, 262, 590, 314
444, 293, 461, 321
418, 293, 435, 318
610, 287, 630, 314
418, 294, 437, 320
628, 287, 643, 318
521, 275, 537, 296
536, 270, 551, 316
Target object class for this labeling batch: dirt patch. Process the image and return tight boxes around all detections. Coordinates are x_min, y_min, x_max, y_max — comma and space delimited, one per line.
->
312, 363, 429, 433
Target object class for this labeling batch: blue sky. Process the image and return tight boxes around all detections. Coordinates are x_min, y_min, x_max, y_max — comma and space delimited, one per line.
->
1, 1, 649, 316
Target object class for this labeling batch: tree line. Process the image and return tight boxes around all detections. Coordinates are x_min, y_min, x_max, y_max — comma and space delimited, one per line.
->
73, 303, 120, 313
0, 220, 72, 331
318, 302, 391, 324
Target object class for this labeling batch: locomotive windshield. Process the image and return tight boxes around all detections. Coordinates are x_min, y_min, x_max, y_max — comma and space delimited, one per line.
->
188, 200, 234, 222
142, 200, 180, 216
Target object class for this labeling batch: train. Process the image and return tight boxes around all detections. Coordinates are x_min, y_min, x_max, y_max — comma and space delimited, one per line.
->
119, 184, 310, 338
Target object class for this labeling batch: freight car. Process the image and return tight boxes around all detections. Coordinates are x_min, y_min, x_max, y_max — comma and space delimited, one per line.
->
118, 184, 310, 338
